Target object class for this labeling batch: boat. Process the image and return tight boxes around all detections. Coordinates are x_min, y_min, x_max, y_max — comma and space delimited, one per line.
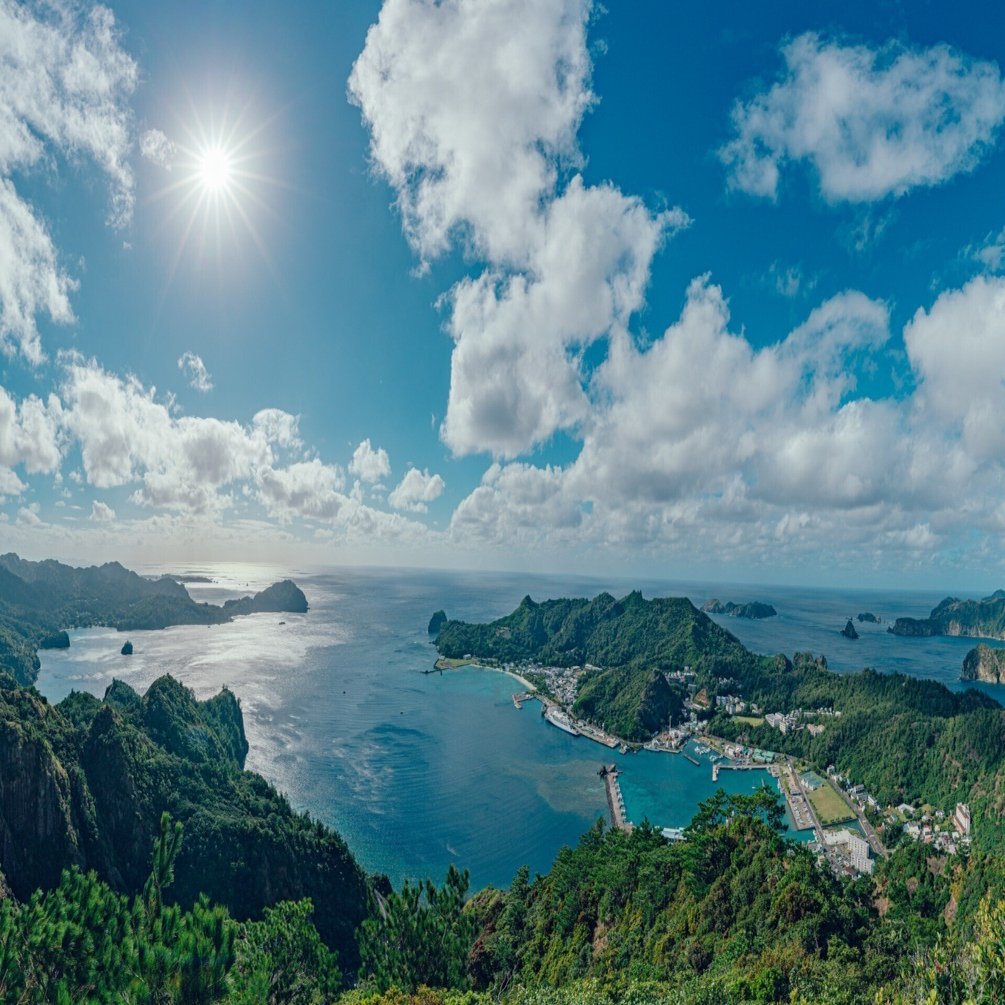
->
544, 707, 580, 736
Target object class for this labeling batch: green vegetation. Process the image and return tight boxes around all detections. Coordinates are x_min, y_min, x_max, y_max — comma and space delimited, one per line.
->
808, 785, 855, 826
437, 592, 752, 740
702, 599, 777, 619
9, 577, 1005, 1001
573, 664, 683, 740
3, 666, 1005, 1001
0, 672, 369, 968
440, 593, 1005, 840
963, 643, 1005, 683
891, 589, 1005, 639
709, 653, 1005, 850
437, 592, 754, 675
0, 553, 309, 685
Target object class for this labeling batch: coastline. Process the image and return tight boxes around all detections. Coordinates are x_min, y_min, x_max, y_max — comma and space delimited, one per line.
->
433, 656, 536, 692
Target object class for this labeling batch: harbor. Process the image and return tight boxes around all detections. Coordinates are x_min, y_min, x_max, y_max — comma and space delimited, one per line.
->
444, 661, 824, 845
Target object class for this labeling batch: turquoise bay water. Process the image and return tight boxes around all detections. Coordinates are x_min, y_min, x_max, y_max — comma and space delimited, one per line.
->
35, 566, 1001, 888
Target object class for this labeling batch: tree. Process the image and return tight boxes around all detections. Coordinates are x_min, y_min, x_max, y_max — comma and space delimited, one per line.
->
359, 865, 476, 992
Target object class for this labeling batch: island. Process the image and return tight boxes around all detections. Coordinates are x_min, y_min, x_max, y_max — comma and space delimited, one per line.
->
857, 612, 881, 623
428, 609, 448, 635
962, 643, 1005, 684
890, 590, 1005, 639
841, 619, 859, 639
701, 599, 777, 619
0, 553, 309, 686
436, 588, 1003, 857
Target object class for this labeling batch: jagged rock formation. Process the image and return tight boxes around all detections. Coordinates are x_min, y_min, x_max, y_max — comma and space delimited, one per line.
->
0, 674, 368, 963
428, 610, 448, 635
857, 612, 881, 623
962, 644, 1005, 684
841, 620, 859, 640
702, 599, 777, 619
890, 591, 1005, 640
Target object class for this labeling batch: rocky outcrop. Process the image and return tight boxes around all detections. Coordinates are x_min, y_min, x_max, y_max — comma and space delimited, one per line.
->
39, 630, 70, 650
0, 674, 369, 964
962, 644, 1005, 684
222, 580, 309, 616
841, 620, 859, 640
701, 599, 777, 619
120, 640, 133, 655
890, 591, 1005, 640
857, 612, 881, 624
0, 685, 87, 898
428, 610, 448, 635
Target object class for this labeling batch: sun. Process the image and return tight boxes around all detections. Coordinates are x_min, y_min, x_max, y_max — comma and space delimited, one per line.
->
146, 98, 281, 278
198, 145, 233, 193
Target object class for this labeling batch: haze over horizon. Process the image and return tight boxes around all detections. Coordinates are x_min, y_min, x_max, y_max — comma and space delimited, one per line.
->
2, 0, 1005, 591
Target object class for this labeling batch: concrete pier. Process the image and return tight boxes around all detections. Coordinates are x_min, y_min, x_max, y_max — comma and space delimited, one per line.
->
712, 761, 770, 782
601, 765, 632, 832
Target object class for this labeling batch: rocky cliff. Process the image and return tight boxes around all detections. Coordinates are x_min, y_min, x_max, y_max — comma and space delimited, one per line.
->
962, 644, 1005, 684
890, 592, 1005, 640
0, 673, 369, 964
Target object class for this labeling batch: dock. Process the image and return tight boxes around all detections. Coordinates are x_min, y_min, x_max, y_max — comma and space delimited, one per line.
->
600, 765, 632, 831
513, 691, 538, 709
712, 762, 770, 782
683, 752, 700, 767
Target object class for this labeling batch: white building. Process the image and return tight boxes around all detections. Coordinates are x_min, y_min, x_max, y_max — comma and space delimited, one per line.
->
823, 828, 874, 875
954, 803, 971, 836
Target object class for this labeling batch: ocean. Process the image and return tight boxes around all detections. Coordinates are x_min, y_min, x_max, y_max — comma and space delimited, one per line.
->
34, 565, 1004, 889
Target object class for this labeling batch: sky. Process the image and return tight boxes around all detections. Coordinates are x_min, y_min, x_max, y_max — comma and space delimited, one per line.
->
2, 0, 1005, 589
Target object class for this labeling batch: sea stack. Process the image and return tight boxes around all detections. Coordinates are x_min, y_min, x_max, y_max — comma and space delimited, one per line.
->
120, 640, 133, 655
841, 620, 859, 640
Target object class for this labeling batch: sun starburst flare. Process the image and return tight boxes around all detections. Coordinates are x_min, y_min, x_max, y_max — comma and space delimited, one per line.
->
145, 99, 283, 284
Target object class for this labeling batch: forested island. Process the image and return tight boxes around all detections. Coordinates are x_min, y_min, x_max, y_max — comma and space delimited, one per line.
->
437, 591, 1005, 850
4, 572, 1005, 1001
0, 553, 308, 686
890, 589, 1005, 639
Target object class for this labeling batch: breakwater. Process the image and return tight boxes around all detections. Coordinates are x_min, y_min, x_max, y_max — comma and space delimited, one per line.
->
601, 765, 631, 831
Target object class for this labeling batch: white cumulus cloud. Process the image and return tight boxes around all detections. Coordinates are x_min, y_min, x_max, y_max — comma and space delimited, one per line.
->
721, 33, 1005, 202
90, 499, 115, 521
389, 467, 445, 512
0, 1, 138, 363
60, 359, 295, 513
349, 438, 391, 483
351, 0, 687, 459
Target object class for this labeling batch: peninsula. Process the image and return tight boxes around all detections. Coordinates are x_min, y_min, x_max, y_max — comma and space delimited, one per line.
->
890, 590, 1005, 639
0, 553, 309, 686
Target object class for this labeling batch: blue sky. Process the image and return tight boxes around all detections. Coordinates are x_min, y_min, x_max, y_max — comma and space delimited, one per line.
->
2, 0, 1005, 588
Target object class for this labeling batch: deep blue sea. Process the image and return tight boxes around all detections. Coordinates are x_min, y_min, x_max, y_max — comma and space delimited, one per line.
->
34, 565, 1004, 889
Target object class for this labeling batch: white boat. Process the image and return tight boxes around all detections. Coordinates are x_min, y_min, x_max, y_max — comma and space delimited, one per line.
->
545, 707, 579, 736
